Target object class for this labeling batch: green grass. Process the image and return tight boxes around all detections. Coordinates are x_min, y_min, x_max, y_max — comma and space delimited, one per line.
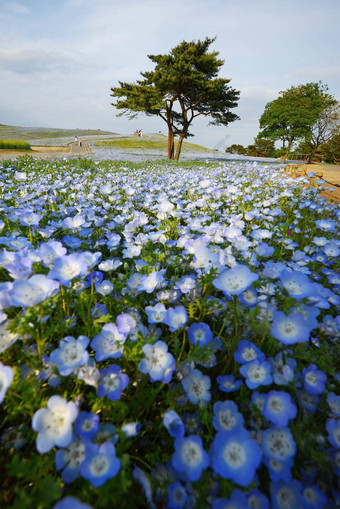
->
0, 139, 31, 150
0, 125, 117, 141
95, 135, 211, 153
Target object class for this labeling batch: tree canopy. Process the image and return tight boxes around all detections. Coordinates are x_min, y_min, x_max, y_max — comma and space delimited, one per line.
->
258, 82, 337, 163
111, 37, 240, 160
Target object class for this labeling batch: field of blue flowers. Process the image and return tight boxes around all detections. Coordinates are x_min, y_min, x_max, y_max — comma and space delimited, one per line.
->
0, 155, 339, 509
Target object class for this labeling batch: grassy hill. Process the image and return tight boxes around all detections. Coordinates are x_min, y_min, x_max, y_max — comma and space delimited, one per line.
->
95, 133, 211, 153
0, 124, 117, 142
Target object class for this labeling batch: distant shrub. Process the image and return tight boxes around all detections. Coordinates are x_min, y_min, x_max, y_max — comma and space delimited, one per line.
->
0, 139, 31, 150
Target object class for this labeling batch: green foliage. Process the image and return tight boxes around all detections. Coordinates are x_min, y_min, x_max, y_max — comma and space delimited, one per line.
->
0, 139, 31, 150
258, 82, 337, 161
111, 37, 240, 160
246, 137, 276, 157
225, 143, 247, 155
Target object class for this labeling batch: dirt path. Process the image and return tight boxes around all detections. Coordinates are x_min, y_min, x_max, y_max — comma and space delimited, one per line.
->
0, 141, 91, 161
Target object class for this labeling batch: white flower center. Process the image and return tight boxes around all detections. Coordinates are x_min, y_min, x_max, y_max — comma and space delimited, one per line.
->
247, 365, 266, 382
89, 454, 110, 476
181, 441, 202, 467
268, 396, 283, 413
305, 372, 317, 385
218, 409, 236, 430
284, 281, 303, 294
222, 441, 246, 468
62, 263, 81, 279
278, 321, 298, 338
265, 429, 294, 460
276, 487, 296, 509
43, 407, 71, 438
103, 373, 120, 392
242, 347, 256, 361
65, 441, 86, 468
61, 343, 83, 365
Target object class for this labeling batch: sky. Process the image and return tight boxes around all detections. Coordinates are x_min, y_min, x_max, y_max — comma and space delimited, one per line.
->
1, 0, 340, 150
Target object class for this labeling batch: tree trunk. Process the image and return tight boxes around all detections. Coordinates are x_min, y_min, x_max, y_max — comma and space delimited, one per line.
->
280, 141, 292, 163
174, 132, 186, 160
167, 127, 174, 159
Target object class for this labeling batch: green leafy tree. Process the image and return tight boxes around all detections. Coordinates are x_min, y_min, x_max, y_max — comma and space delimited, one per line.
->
111, 38, 240, 160
225, 144, 247, 155
258, 82, 336, 163
246, 137, 276, 157
320, 133, 340, 164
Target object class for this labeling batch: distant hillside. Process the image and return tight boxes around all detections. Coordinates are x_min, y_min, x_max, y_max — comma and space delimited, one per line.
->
0, 124, 118, 141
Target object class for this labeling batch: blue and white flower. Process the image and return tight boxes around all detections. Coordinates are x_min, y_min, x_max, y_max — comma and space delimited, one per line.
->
79, 441, 120, 487
182, 369, 211, 405
213, 264, 258, 296
49, 335, 89, 376
270, 311, 310, 345
262, 427, 296, 462
302, 364, 327, 394
0, 361, 14, 403
239, 359, 273, 389
262, 390, 297, 427
97, 364, 129, 401
188, 322, 213, 346
55, 434, 87, 483
139, 341, 176, 383
211, 428, 262, 486
90, 323, 126, 361
213, 400, 245, 432
172, 435, 209, 482
234, 339, 265, 364
32, 395, 78, 453
163, 410, 185, 438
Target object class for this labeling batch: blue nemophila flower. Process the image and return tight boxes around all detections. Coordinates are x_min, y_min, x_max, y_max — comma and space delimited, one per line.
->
132, 466, 155, 509
49, 335, 89, 376
216, 374, 243, 393
211, 428, 262, 486
95, 279, 114, 296
270, 311, 310, 345
326, 419, 340, 448
327, 392, 340, 416
94, 423, 118, 445
55, 434, 86, 483
53, 496, 92, 509
32, 395, 78, 453
63, 214, 86, 229
75, 412, 100, 440
301, 485, 328, 509
163, 410, 185, 438
0, 361, 14, 403
213, 264, 258, 296
11, 274, 60, 307
263, 456, 294, 482
188, 322, 213, 346
270, 480, 303, 509
315, 218, 336, 232
48, 253, 88, 285
164, 305, 188, 332
145, 302, 167, 324
262, 391, 297, 427
279, 269, 315, 300
137, 269, 166, 293
234, 339, 265, 364
238, 287, 258, 308
39, 241, 66, 268
168, 481, 187, 509
172, 435, 209, 482
97, 364, 129, 400
116, 312, 137, 337
239, 359, 273, 389
62, 235, 82, 249
90, 323, 126, 361
298, 389, 319, 414
121, 421, 140, 437
255, 242, 275, 258
302, 364, 327, 394
246, 490, 269, 509
182, 369, 211, 405
91, 302, 107, 318
213, 400, 245, 432
79, 441, 120, 487
262, 427, 296, 462
139, 340, 176, 383
212, 489, 247, 509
